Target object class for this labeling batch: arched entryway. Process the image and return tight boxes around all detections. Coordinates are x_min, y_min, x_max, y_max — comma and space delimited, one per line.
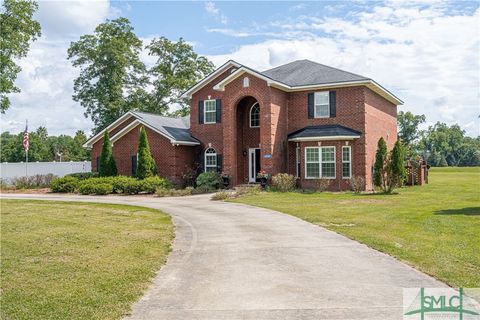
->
235, 96, 261, 184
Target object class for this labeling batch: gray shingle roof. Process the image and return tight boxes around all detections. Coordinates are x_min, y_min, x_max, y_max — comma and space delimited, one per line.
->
288, 125, 362, 140
261, 60, 370, 87
131, 111, 199, 144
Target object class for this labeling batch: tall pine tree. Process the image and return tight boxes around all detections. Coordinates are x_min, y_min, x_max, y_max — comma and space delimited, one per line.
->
99, 131, 117, 176
136, 126, 156, 179
390, 140, 406, 190
373, 137, 388, 190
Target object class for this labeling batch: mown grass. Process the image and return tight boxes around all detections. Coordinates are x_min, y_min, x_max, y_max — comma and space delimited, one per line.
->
232, 167, 480, 287
0, 200, 174, 320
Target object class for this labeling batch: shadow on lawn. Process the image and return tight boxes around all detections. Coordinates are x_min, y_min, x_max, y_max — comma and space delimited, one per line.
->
434, 207, 480, 216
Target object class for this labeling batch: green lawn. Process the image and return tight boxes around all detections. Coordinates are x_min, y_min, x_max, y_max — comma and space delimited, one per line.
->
232, 167, 480, 287
0, 200, 174, 320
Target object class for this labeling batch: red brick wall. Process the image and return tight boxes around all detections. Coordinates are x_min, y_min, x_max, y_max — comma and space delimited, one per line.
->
363, 87, 398, 189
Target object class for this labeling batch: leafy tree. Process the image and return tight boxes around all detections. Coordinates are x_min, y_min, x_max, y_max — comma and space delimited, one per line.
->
146, 37, 215, 116
0, 0, 41, 112
68, 18, 147, 133
98, 131, 117, 176
373, 137, 388, 190
136, 126, 156, 179
397, 111, 426, 146
419, 122, 471, 166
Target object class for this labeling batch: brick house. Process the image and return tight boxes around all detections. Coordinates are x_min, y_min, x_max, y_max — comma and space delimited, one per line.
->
84, 59, 402, 190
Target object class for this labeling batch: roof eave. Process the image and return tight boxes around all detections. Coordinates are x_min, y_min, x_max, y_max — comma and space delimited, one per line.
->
83, 111, 136, 148
181, 60, 242, 99
288, 135, 361, 142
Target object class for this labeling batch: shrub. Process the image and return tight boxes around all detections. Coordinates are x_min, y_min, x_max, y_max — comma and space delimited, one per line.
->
109, 176, 136, 194
181, 165, 199, 187
141, 176, 171, 193
66, 172, 99, 180
156, 186, 193, 197
50, 176, 80, 193
349, 175, 365, 194
192, 185, 215, 194
315, 179, 330, 192
196, 172, 221, 190
10, 174, 57, 189
271, 173, 296, 192
78, 182, 113, 195
234, 184, 261, 196
136, 126, 156, 179
211, 191, 230, 201
99, 130, 117, 177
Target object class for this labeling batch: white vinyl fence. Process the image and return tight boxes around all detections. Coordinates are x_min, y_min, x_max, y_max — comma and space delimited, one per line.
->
0, 161, 91, 181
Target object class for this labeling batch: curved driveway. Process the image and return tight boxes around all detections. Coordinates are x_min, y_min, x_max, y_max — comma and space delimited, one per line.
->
1, 193, 444, 319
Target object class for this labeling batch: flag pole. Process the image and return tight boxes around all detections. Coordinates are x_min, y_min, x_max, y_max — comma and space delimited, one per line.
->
25, 119, 28, 178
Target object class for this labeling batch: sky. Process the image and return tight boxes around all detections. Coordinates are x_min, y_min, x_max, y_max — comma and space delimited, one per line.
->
1, 0, 479, 137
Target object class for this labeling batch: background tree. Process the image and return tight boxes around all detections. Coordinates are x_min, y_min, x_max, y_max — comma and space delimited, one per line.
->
146, 37, 215, 116
0, 0, 41, 112
1, 128, 90, 162
68, 18, 147, 133
98, 131, 117, 176
136, 126, 156, 179
373, 137, 388, 190
397, 111, 426, 146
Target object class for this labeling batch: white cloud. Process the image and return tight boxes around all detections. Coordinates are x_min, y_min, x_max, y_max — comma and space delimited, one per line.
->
204, 1, 228, 25
35, 0, 119, 38
0, 0, 120, 136
207, 3, 480, 136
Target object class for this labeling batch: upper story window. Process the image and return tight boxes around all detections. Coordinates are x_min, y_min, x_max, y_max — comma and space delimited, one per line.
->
243, 77, 250, 87
250, 102, 260, 127
314, 91, 330, 118
204, 100, 217, 124
204, 148, 217, 172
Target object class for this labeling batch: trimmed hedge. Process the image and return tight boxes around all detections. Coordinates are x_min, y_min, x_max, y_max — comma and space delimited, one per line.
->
50, 175, 171, 195
78, 182, 113, 195
50, 176, 80, 193
65, 172, 99, 180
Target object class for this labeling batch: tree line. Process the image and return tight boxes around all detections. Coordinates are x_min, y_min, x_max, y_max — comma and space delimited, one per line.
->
1, 128, 89, 162
397, 111, 480, 166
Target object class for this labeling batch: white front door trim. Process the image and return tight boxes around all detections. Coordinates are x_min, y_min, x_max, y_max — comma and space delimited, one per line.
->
248, 148, 260, 183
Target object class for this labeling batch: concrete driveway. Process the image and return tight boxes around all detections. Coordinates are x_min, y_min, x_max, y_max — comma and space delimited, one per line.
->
1, 193, 445, 319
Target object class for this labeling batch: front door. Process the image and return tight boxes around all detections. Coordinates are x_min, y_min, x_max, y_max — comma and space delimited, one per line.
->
248, 148, 261, 183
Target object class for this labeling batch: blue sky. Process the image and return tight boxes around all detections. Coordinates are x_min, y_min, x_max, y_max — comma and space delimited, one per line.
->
1, 0, 479, 137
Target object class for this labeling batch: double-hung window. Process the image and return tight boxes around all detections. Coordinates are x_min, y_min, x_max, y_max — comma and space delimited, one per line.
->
305, 146, 336, 179
314, 91, 330, 118
204, 100, 217, 124
204, 148, 217, 172
342, 146, 352, 178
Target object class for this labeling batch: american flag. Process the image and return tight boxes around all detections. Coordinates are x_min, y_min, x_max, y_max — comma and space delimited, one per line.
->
23, 121, 29, 152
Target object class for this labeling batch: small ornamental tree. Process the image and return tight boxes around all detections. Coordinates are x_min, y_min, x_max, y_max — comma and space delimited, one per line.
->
373, 137, 388, 191
136, 126, 156, 179
99, 131, 117, 176
390, 140, 407, 189
373, 137, 407, 193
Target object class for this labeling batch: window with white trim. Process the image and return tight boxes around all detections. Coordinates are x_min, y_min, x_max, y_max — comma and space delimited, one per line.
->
250, 102, 260, 127
342, 146, 351, 178
204, 100, 216, 124
314, 91, 330, 118
305, 146, 336, 179
204, 148, 217, 172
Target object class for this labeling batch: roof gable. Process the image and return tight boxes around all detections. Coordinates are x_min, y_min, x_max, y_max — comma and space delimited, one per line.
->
83, 111, 199, 148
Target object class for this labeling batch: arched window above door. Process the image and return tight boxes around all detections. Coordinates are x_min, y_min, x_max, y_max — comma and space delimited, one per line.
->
250, 102, 260, 128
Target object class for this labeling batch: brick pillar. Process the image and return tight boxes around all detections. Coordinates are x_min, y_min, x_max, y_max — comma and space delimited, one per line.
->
223, 98, 238, 185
